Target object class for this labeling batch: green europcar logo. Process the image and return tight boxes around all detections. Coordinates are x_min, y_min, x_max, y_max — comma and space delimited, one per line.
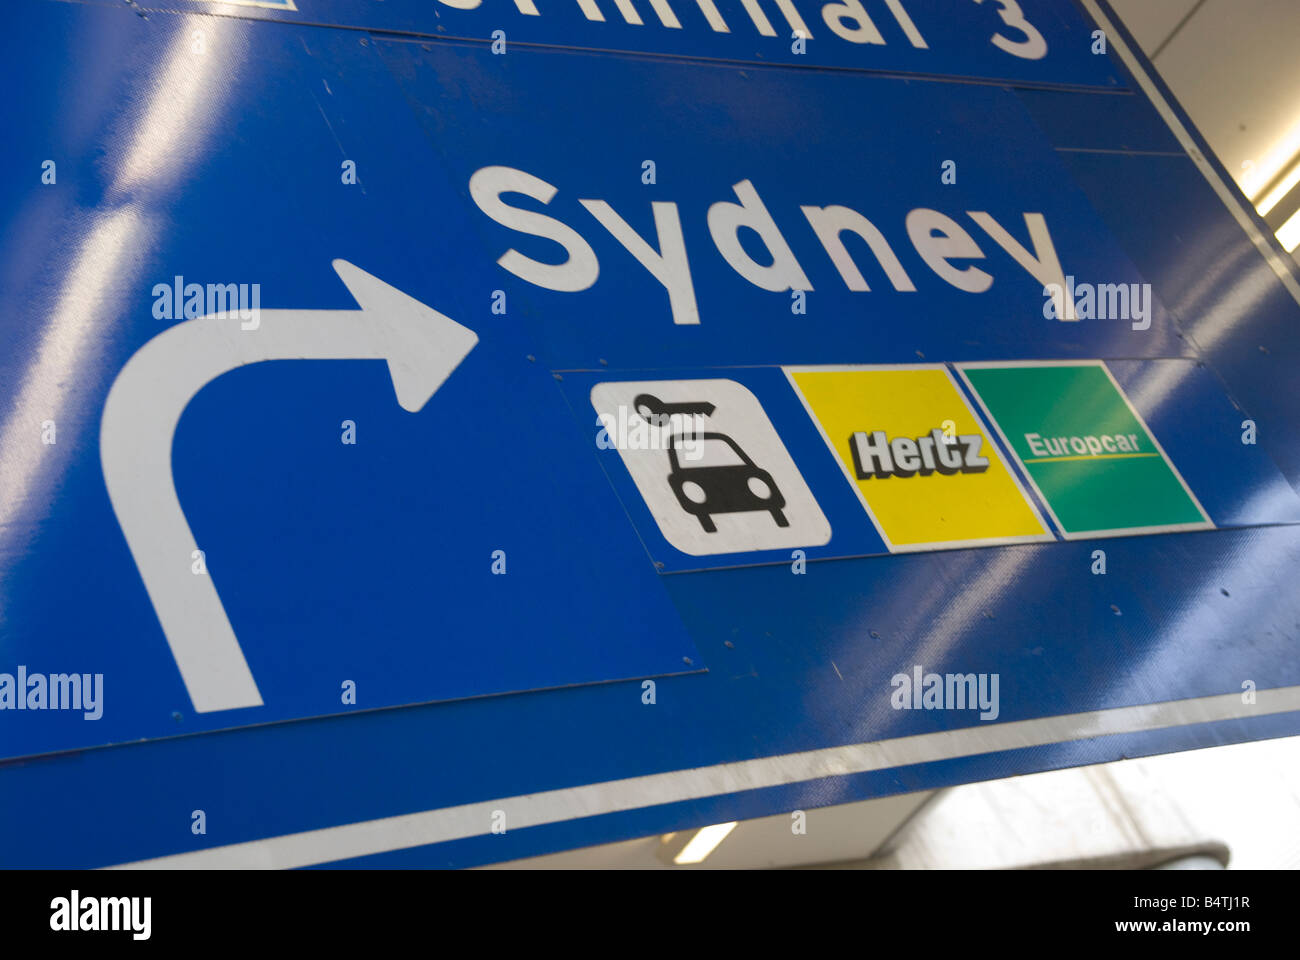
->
959, 361, 1212, 538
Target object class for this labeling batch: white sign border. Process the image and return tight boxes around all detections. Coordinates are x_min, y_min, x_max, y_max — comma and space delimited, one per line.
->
110, 684, 1300, 869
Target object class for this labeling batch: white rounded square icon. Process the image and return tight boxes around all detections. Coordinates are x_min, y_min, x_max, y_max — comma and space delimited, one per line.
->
591, 379, 831, 556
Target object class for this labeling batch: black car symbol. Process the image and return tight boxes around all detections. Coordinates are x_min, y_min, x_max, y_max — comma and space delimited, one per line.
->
666, 432, 789, 533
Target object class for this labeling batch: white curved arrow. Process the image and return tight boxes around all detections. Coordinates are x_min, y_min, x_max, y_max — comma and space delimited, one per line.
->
100, 260, 478, 713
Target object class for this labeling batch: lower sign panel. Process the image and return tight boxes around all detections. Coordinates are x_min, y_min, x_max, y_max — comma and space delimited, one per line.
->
568, 360, 1300, 572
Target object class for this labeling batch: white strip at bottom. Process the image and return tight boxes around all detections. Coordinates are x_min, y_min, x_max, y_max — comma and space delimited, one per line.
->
109, 685, 1300, 869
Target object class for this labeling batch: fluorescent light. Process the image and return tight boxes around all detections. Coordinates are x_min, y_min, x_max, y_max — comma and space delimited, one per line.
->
1275, 208, 1300, 252
1257, 161, 1300, 216
1239, 116, 1300, 201
673, 822, 738, 864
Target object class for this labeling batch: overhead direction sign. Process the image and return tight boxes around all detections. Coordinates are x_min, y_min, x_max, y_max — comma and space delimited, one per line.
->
5, 0, 1300, 869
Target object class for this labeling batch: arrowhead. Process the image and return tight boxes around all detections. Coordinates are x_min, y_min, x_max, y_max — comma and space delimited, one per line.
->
332, 259, 479, 412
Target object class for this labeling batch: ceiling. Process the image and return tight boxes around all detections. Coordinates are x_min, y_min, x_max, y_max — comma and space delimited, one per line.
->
1110, 0, 1300, 251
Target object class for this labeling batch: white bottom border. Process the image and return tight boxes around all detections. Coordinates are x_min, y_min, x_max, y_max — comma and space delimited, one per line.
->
110, 685, 1300, 869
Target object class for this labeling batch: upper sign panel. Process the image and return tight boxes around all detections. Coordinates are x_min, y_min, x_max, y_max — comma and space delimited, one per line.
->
380, 39, 1176, 370
138, 0, 1125, 87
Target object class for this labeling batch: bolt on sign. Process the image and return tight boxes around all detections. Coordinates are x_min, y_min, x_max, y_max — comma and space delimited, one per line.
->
958, 361, 1212, 538
785, 365, 1051, 551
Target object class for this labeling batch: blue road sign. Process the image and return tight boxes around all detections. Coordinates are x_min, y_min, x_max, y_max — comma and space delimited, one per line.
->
3, 0, 1300, 867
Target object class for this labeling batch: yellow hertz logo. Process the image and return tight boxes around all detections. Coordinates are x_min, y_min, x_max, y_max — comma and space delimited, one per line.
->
851, 429, 989, 479
786, 366, 1051, 552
